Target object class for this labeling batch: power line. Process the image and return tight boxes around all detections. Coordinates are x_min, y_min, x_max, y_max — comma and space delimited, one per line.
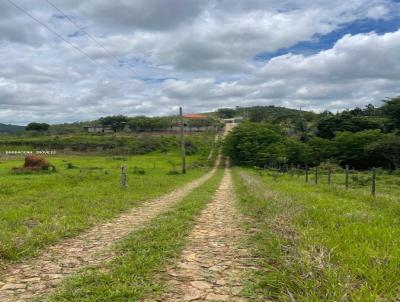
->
6, 0, 125, 81
44, 0, 136, 76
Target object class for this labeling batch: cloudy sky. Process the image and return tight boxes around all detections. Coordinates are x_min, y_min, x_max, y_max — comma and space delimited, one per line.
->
1, 0, 400, 124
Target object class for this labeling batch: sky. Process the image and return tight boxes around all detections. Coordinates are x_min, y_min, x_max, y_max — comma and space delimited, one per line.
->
0, 0, 400, 124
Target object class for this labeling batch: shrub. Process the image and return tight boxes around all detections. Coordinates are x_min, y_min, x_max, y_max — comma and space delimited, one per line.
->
167, 170, 180, 175
133, 166, 146, 175
66, 162, 78, 169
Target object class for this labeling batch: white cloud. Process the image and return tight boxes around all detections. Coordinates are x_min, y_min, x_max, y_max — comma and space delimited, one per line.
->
259, 30, 400, 81
0, 0, 399, 124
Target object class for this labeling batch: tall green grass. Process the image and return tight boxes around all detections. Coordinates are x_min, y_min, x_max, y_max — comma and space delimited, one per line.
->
233, 168, 400, 302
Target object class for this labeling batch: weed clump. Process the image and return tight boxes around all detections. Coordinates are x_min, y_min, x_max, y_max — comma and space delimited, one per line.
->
167, 170, 180, 175
167, 160, 180, 175
133, 166, 146, 175
112, 156, 127, 161
66, 162, 78, 169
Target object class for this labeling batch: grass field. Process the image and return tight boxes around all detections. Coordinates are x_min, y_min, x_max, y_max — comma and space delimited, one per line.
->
233, 168, 400, 302
0, 152, 211, 266
42, 168, 224, 301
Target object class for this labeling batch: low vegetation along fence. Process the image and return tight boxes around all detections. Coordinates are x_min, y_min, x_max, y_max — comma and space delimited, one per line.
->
262, 164, 400, 197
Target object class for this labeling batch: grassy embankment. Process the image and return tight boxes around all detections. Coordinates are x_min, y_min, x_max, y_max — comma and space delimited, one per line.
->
42, 168, 224, 301
233, 168, 400, 302
0, 152, 212, 266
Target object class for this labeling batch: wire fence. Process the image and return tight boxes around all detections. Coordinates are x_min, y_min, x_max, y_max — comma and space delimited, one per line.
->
262, 164, 400, 197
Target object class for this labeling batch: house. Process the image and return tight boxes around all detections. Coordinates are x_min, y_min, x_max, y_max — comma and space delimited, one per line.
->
83, 125, 114, 133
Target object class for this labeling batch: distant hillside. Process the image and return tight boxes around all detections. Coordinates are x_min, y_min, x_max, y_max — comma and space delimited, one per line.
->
237, 105, 318, 122
0, 123, 24, 134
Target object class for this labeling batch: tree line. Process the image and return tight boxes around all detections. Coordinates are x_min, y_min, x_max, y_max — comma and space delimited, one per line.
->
23, 115, 222, 134
98, 115, 221, 132
224, 97, 400, 170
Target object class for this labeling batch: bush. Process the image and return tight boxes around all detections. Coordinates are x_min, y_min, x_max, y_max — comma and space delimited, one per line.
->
66, 162, 78, 169
133, 166, 146, 175
167, 170, 180, 175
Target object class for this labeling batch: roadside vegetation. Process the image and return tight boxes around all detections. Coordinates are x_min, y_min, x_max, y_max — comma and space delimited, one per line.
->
42, 168, 224, 302
224, 97, 400, 170
0, 132, 214, 155
233, 168, 400, 302
0, 152, 211, 266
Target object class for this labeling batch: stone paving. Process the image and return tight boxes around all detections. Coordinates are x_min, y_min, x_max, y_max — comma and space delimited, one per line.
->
0, 164, 219, 302
160, 166, 252, 302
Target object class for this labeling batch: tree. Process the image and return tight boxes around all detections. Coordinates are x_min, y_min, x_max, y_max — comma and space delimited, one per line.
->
99, 115, 129, 132
128, 116, 172, 132
217, 108, 237, 118
317, 114, 382, 139
248, 110, 266, 122
333, 130, 386, 169
25, 122, 50, 131
307, 137, 337, 164
284, 138, 313, 165
364, 104, 378, 116
367, 135, 400, 170
223, 122, 283, 166
381, 96, 400, 129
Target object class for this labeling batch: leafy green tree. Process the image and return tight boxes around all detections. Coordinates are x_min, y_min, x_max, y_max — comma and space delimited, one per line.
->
128, 116, 172, 131
381, 96, 400, 129
224, 122, 283, 166
25, 122, 50, 131
307, 137, 337, 164
363, 104, 378, 116
284, 138, 313, 165
248, 110, 266, 122
317, 114, 383, 139
99, 115, 129, 131
367, 135, 400, 170
334, 130, 386, 169
217, 108, 237, 118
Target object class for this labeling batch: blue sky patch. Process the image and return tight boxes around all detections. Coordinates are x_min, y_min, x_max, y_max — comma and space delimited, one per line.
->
255, 17, 400, 61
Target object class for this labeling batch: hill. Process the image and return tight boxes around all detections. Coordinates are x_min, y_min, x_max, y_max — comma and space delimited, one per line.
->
0, 123, 24, 134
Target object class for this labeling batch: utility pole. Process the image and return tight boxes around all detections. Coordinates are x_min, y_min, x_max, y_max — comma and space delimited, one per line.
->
179, 107, 186, 174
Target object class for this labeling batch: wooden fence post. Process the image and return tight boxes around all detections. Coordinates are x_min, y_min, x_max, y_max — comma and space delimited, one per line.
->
345, 165, 349, 189
315, 167, 319, 184
372, 168, 376, 197
121, 166, 127, 189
